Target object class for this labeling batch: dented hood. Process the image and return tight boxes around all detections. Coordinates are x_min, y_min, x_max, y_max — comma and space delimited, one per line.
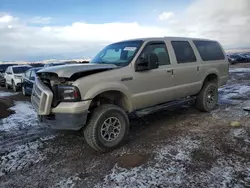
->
37, 63, 117, 78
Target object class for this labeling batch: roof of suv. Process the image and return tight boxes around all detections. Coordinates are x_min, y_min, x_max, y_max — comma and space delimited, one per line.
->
11, 65, 32, 68
120, 36, 213, 43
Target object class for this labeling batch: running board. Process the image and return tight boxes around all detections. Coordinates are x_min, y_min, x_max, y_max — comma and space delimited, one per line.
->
135, 97, 196, 117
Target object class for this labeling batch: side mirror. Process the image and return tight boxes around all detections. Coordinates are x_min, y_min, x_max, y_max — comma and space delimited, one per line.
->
135, 53, 159, 72
30, 77, 35, 81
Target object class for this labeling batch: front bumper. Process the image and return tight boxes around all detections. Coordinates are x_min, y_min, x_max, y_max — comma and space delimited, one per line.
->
38, 100, 91, 130
39, 111, 88, 130
31, 78, 91, 130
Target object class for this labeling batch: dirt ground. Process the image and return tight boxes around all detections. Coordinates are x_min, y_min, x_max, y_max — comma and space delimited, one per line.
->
0, 64, 250, 188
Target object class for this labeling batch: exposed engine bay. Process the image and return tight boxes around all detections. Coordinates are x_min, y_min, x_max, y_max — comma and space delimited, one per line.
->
36, 66, 115, 107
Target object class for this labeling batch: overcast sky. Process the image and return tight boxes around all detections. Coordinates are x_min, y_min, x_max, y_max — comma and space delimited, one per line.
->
0, 0, 250, 61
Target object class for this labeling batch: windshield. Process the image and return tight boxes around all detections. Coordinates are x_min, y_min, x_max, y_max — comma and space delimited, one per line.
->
13, 67, 31, 74
90, 40, 143, 66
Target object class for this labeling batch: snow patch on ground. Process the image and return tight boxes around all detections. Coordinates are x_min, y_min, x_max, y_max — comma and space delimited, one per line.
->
0, 140, 45, 177
50, 176, 81, 188
97, 134, 250, 188
40, 134, 58, 141
0, 101, 39, 131
96, 137, 200, 188
229, 68, 250, 73
219, 84, 250, 101
0, 91, 18, 97
212, 104, 249, 120
194, 158, 250, 188
230, 128, 250, 144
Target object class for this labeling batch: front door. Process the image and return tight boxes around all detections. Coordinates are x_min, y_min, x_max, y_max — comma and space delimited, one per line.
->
129, 41, 176, 110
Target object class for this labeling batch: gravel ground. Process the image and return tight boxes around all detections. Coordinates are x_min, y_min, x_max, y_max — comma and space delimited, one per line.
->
0, 65, 250, 188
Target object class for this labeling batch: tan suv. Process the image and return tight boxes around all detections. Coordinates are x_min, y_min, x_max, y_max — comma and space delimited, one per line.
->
31, 37, 229, 152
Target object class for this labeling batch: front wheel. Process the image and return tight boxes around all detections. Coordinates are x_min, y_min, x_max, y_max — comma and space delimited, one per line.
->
83, 104, 129, 152
196, 82, 218, 112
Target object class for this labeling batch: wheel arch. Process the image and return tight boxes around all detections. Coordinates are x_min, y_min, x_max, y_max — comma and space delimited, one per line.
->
88, 90, 132, 113
202, 71, 219, 88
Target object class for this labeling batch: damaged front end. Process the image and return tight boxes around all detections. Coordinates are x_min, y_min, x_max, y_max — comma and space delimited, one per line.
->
31, 64, 116, 116
31, 72, 81, 116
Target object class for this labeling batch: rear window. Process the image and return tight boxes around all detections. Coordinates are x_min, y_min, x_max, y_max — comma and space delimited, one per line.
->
193, 40, 225, 61
171, 41, 197, 63
13, 67, 31, 74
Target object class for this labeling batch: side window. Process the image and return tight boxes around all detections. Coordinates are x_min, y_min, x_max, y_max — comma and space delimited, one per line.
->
140, 42, 170, 65
193, 40, 225, 61
25, 70, 31, 77
171, 41, 197, 63
30, 71, 35, 78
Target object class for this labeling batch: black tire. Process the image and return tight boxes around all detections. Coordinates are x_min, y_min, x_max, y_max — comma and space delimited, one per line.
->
196, 82, 218, 112
83, 104, 129, 152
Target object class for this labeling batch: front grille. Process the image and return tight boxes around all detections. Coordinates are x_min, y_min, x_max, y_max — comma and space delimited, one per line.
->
31, 78, 53, 115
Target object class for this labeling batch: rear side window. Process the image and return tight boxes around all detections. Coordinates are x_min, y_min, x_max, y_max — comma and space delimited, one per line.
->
193, 40, 225, 61
171, 41, 196, 63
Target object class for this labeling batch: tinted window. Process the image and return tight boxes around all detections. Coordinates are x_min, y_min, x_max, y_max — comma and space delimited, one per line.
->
13, 67, 31, 74
171, 41, 196, 63
140, 42, 170, 66
193, 40, 225, 61
30, 70, 36, 78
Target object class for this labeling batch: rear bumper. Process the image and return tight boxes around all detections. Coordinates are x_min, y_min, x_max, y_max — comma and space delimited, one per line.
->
39, 111, 88, 130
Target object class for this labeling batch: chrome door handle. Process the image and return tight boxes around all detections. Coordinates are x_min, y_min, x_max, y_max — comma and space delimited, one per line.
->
166, 70, 172, 73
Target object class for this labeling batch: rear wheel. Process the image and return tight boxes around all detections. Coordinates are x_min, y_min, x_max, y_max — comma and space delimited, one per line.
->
83, 104, 129, 152
196, 82, 218, 112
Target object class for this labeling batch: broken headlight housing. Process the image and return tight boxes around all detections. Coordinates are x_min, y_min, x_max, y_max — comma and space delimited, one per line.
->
56, 85, 81, 102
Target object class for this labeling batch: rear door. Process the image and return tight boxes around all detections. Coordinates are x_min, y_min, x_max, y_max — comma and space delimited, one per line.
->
131, 41, 176, 110
192, 40, 228, 86
168, 40, 202, 99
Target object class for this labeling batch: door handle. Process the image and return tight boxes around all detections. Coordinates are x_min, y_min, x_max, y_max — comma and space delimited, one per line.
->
197, 66, 200, 72
166, 69, 174, 76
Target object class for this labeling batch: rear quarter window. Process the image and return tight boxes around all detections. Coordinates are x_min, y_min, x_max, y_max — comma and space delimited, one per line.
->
193, 40, 225, 61
171, 41, 197, 63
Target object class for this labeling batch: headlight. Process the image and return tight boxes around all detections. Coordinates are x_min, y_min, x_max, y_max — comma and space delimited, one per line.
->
56, 85, 81, 102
